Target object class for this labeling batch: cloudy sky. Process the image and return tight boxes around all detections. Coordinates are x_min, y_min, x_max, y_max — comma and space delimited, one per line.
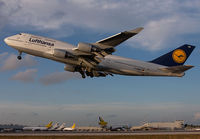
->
0, 0, 199, 127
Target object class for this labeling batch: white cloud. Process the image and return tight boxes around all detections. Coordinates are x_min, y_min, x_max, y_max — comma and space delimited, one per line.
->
0, 1, 187, 30
0, 0, 199, 50
130, 15, 200, 51
11, 69, 37, 83
0, 0, 153, 30
1, 54, 37, 71
40, 71, 81, 85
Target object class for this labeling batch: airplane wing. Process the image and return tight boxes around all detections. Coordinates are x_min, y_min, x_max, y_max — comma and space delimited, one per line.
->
94, 27, 143, 49
72, 27, 143, 57
68, 27, 143, 70
58, 27, 143, 78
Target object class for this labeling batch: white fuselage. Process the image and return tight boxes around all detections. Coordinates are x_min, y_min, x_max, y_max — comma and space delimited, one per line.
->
63, 128, 74, 131
23, 126, 48, 131
4, 33, 183, 77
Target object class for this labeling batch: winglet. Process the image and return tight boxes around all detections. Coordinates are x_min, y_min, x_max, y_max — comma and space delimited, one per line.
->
126, 27, 144, 34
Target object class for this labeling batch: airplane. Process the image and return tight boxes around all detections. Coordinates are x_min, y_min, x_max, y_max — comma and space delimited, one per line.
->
48, 122, 59, 131
98, 116, 130, 131
23, 121, 52, 131
63, 123, 76, 131
4, 27, 195, 78
55, 123, 66, 131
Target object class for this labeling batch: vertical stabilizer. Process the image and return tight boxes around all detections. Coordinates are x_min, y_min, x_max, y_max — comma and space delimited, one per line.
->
151, 44, 195, 66
71, 123, 76, 129
98, 116, 108, 127
45, 121, 53, 128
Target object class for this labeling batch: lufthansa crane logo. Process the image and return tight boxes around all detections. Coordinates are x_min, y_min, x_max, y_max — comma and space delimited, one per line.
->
172, 49, 187, 63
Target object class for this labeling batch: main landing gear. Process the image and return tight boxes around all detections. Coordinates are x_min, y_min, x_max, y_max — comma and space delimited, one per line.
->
79, 70, 86, 79
17, 51, 22, 60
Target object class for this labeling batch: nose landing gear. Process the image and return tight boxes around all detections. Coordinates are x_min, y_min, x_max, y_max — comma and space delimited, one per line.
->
17, 56, 22, 60
17, 51, 22, 60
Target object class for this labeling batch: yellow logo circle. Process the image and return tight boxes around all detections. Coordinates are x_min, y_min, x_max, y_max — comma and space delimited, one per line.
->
172, 49, 187, 63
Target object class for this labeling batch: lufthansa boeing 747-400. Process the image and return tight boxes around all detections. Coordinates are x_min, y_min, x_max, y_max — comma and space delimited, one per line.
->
4, 27, 195, 78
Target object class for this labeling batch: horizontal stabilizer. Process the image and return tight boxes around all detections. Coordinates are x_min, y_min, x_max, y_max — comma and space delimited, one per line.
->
160, 65, 194, 73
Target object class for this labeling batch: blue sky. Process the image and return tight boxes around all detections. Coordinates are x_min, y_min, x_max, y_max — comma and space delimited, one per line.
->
0, 0, 199, 126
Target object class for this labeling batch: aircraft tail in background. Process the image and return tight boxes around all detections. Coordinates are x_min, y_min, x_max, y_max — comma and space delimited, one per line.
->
71, 123, 76, 129
98, 116, 108, 128
56, 123, 66, 131
63, 123, 76, 131
45, 121, 53, 128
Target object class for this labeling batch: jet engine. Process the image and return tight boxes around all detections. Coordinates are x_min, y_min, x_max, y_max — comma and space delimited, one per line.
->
64, 64, 76, 72
77, 42, 101, 53
53, 49, 74, 59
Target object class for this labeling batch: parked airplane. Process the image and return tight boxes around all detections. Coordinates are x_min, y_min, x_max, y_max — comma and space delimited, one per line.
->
56, 123, 66, 131
23, 121, 52, 131
4, 27, 195, 78
63, 123, 76, 131
98, 116, 130, 131
48, 122, 59, 131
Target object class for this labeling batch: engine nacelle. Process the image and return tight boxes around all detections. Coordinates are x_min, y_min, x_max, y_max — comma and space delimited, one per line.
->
64, 64, 76, 72
77, 42, 101, 53
53, 49, 74, 59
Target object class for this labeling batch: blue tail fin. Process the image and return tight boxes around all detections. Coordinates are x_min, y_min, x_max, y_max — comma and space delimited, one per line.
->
150, 44, 195, 67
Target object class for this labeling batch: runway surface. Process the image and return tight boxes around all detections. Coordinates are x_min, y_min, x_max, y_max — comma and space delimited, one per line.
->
1, 131, 200, 136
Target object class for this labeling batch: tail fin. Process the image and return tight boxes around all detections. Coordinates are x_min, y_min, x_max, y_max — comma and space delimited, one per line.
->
98, 116, 108, 127
45, 121, 53, 128
151, 44, 195, 67
99, 116, 105, 122
71, 123, 76, 129
56, 123, 66, 130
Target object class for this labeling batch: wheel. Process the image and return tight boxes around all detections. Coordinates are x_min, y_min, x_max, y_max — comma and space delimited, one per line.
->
17, 56, 22, 60
89, 72, 94, 78
82, 74, 86, 78
79, 70, 86, 78
86, 71, 90, 76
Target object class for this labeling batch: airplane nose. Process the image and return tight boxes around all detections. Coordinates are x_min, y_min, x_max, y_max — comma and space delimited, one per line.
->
4, 37, 9, 44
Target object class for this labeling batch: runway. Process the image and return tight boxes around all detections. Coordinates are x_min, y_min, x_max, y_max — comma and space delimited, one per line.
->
1, 130, 200, 136
1, 131, 200, 139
